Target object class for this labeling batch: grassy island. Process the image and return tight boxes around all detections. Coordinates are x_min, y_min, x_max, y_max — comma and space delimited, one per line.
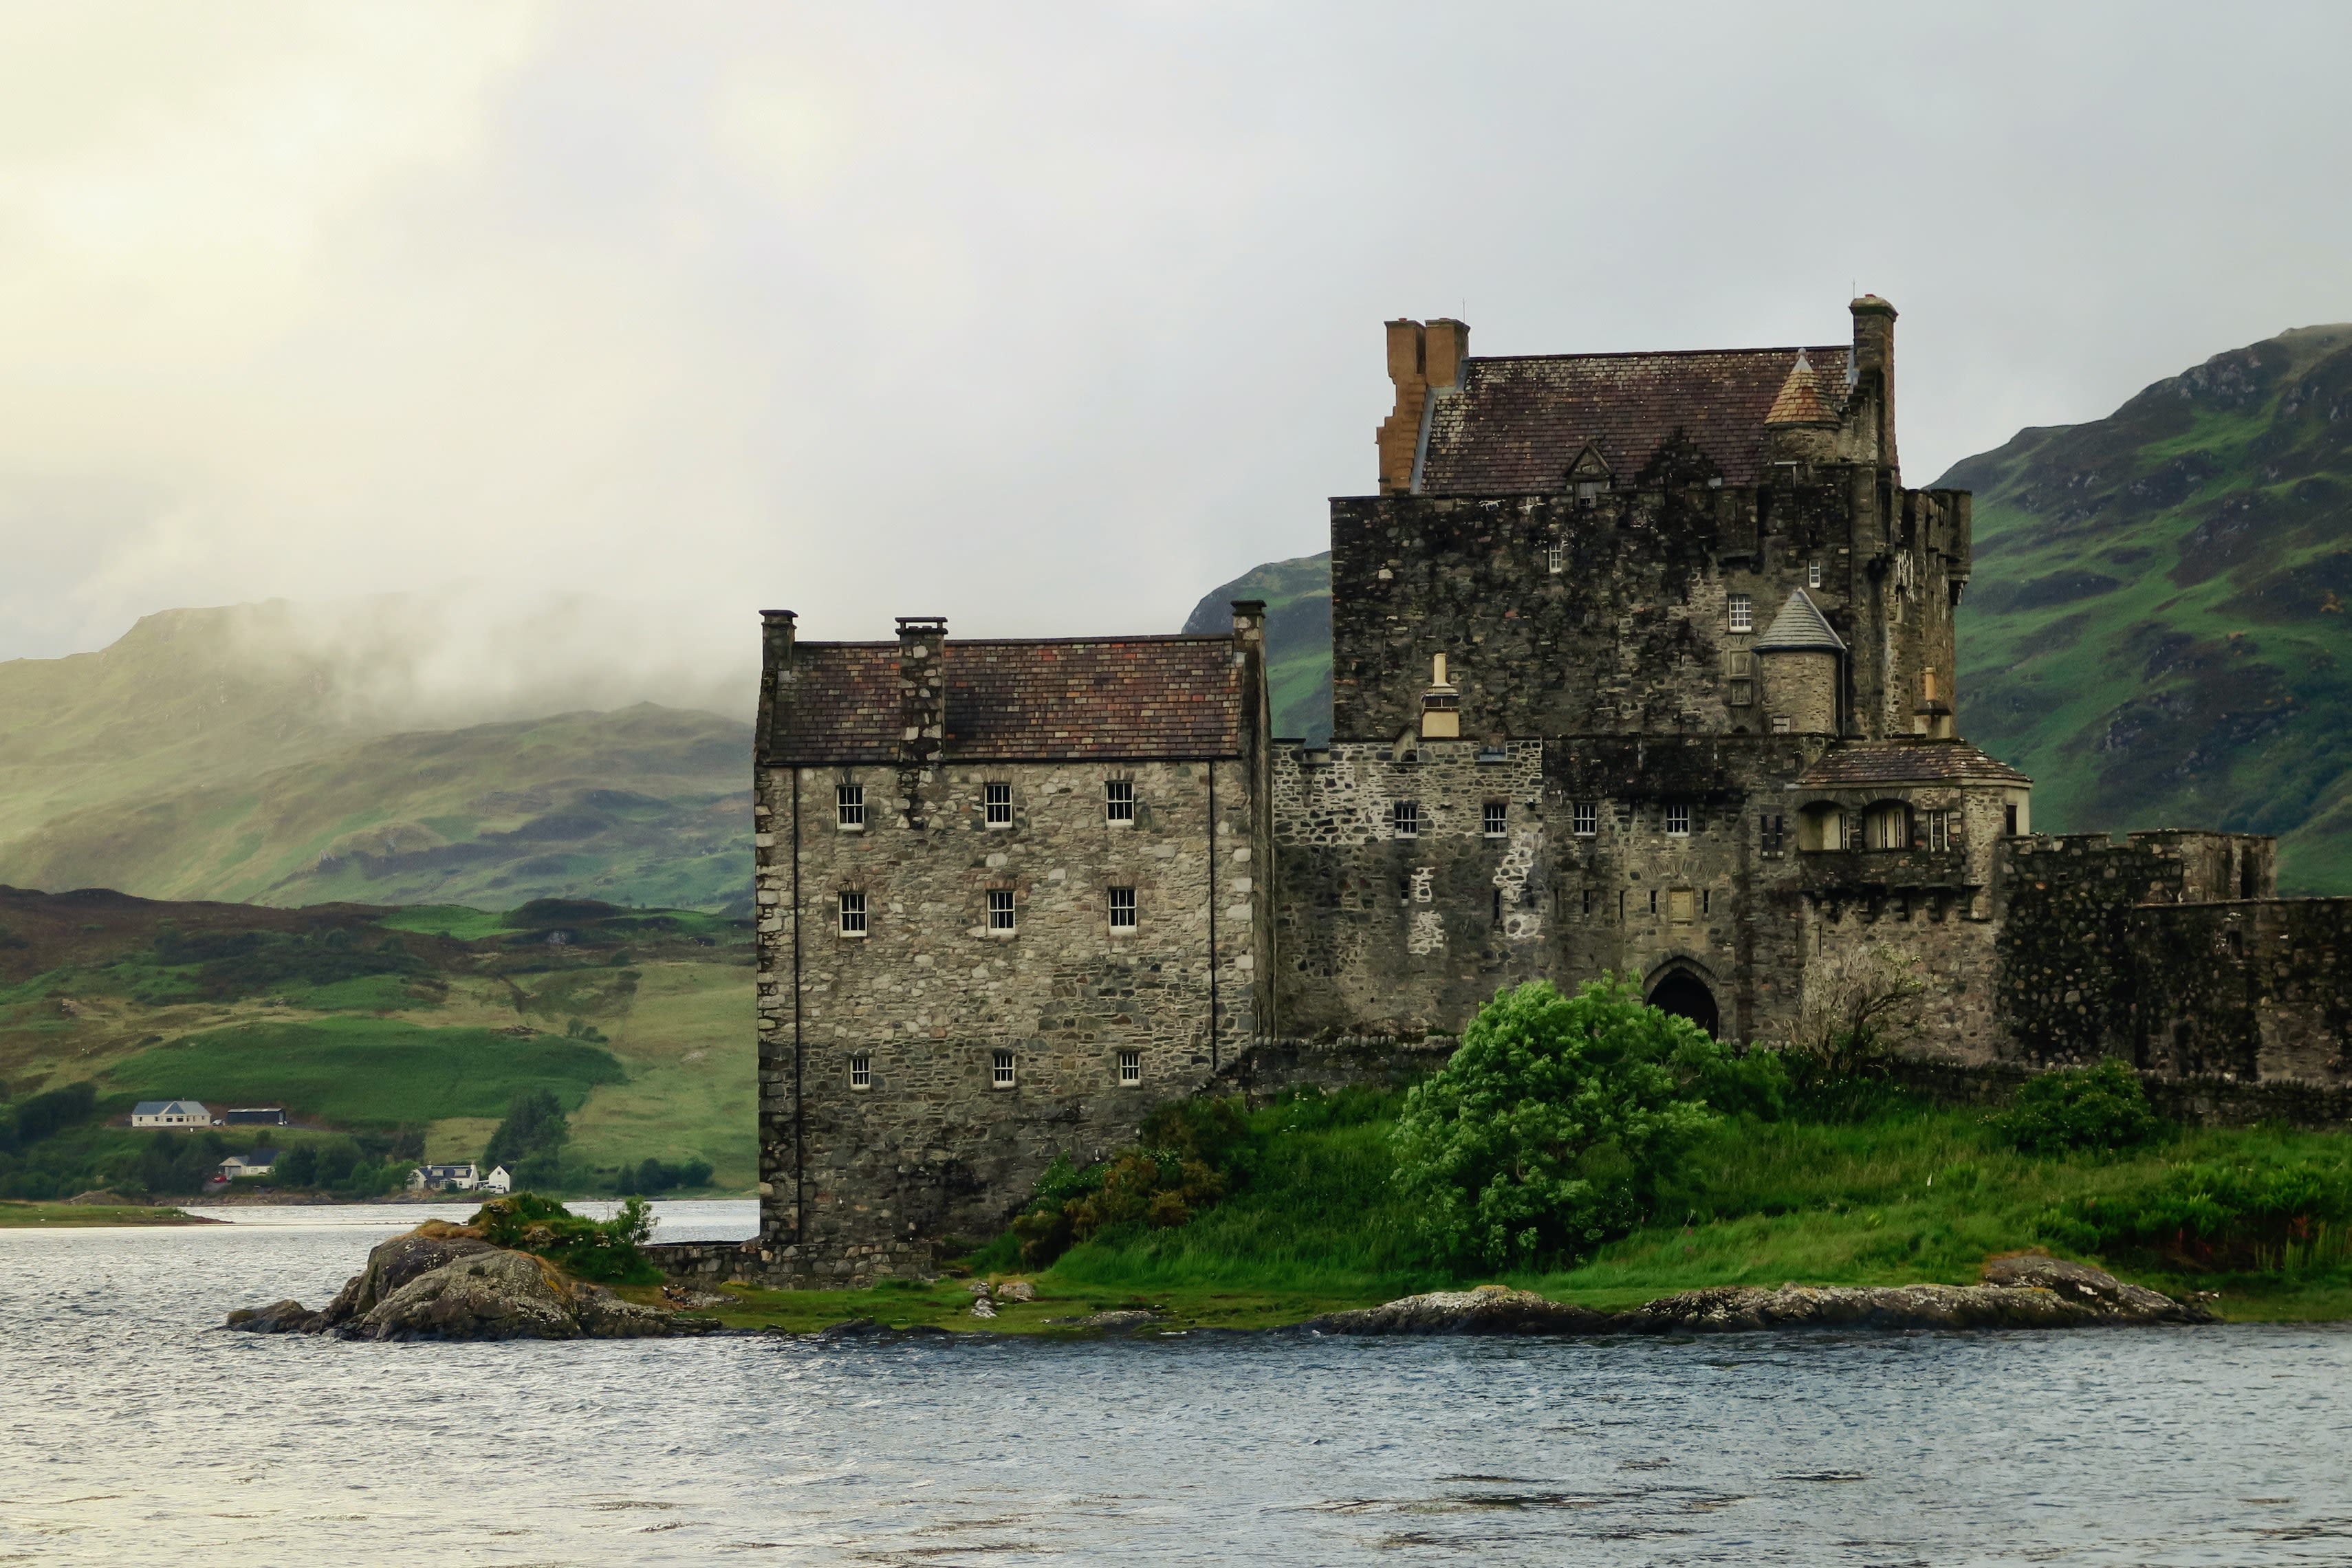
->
0, 1199, 218, 1228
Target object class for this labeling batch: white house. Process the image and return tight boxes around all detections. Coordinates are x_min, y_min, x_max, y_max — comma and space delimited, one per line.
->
131, 1100, 215, 1129
406, 1162, 483, 1193
483, 1165, 514, 1195
217, 1150, 280, 1180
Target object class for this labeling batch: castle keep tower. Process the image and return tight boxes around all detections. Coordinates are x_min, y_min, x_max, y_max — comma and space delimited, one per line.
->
750, 607, 1272, 1284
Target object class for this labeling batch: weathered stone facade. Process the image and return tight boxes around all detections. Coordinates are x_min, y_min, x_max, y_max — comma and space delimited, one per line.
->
745, 296, 2352, 1284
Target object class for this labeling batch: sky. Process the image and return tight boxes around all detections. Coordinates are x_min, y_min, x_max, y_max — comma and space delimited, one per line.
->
4, 0, 2351, 686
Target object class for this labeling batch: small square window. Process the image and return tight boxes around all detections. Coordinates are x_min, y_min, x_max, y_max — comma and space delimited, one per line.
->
1728, 594, 1753, 633
1118, 1049, 1141, 1086
1572, 801, 1597, 837
1483, 802, 1507, 838
1808, 560, 1824, 589
987, 889, 1016, 933
1393, 801, 1420, 838
1665, 804, 1691, 837
1108, 886, 1137, 930
849, 1053, 871, 1090
984, 782, 1012, 827
838, 891, 867, 936
992, 1049, 1016, 1089
837, 783, 864, 828
1104, 778, 1135, 823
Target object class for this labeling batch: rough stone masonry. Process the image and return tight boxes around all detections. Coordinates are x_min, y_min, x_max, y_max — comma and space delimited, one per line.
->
742, 296, 2352, 1286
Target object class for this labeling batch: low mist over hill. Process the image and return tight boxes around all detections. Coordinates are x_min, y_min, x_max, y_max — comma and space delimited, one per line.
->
0, 598, 752, 912
1939, 324, 2352, 891
1175, 327, 2352, 892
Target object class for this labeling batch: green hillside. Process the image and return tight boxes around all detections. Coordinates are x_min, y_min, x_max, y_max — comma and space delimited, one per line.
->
0, 604, 752, 911
1939, 325, 2352, 892
1183, 552, 1333, 742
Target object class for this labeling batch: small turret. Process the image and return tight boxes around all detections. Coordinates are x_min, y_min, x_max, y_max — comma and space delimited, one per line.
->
1753, 590, 1844, 734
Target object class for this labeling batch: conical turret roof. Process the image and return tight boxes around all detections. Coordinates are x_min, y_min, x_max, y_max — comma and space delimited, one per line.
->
1752, 589, 1846, 653
1763, 349, 1833, 426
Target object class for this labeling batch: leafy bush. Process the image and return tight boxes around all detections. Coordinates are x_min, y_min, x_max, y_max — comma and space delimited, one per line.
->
468, 1192, 659, 1283
617, 1155, 714, 1195
2037, 1154, 2352, 1271
1008, 1099, 1250, 1267
1997, 1060, 2163, 1155
1390, 977, 1728, 1270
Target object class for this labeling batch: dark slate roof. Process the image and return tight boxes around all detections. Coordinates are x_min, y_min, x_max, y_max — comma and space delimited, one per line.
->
1418, 345, 1851, 494
1799, 741, 2031, 788
1752, 589, 1847, 653
770, 637, 1245, 764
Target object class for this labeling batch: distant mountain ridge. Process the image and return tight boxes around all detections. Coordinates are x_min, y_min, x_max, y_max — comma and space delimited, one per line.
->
0, 602, 752, 911
1175, 324, 2352, 892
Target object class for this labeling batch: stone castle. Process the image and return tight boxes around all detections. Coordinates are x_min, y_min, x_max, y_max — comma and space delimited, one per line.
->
743, 298, 2352, 1285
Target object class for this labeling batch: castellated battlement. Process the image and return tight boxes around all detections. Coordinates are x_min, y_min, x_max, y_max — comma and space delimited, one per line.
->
741, 298, 2352, 1285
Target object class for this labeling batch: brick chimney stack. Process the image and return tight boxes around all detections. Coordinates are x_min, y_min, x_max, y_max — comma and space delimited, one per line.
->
1850, 294, 1897, 473
894, 616, 947, 773
1375, 317, 1470, 496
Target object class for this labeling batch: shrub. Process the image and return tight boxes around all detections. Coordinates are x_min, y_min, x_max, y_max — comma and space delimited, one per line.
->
1391, 977, 1728, 1270
483, 1088, 569, 1170
616, 1155, 714, 1195
2038, 1155, 2352, 1271
1007, 1102, 1247, 1267
468, 1193, 659, 1283
2, 1081, 98, 1151
1997, 1060, 2163, 1155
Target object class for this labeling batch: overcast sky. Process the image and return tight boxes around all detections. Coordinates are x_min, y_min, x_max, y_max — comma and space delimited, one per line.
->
4, 0, 2350, 673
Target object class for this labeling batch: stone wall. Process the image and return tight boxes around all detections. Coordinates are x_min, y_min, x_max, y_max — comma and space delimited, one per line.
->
2130, 897, 2352, 1086
1327, 483, 1968, 749
754, 753, 1265, 1287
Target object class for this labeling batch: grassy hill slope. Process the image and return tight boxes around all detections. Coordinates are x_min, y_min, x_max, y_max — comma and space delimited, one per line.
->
1939, 325, 2352, 892
0, 888, 754, 1194
1183, 553, 1333, 742
0, 604, 752, 911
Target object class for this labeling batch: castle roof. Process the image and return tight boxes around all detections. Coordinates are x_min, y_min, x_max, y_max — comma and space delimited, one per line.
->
768, 636, 1248, 765
1764, 350, 1833, 426
1751, 589, 1847, 653
1799, 740, 2031, 788
1418, 345, 1851, 494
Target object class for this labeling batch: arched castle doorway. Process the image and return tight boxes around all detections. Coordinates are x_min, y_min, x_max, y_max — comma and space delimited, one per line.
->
1646, 968, 1720, 1038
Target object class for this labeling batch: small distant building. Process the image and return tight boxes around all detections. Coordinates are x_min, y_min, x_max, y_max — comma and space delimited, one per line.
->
223, 1107, 288, 1126
406, 1162, 483, 1193
218, 1150, 280, 1180
131, 1100, 215, 1129
482, 1165, 514, 1195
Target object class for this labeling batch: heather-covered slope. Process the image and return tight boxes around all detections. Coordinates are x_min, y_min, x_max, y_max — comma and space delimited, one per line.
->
1182, 552, 1332, 742
1939, 325, 2352, 892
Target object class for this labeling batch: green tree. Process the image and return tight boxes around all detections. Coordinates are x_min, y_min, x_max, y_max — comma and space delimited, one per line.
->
1997, 1059, 2164, 1155
1391, 977, 1728, 1270
483, 1088, 568, 1184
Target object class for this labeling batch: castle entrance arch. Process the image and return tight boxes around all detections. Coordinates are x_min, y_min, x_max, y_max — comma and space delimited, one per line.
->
1646, 968, 1720, 1038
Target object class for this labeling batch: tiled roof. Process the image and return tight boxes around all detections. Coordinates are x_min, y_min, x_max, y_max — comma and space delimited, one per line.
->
1764, 350, 1833, 425
767, 637, 1246, 764
1752, 589, 1847, 653
1798, 741, 2031, 788
1418, 345, 1851, 494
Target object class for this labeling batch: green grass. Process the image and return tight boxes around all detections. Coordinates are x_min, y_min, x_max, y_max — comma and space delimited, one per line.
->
101, 1016, 627, 1127
0, 1200, 214, 1228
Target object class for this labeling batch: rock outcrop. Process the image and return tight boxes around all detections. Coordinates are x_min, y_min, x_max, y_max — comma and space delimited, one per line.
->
225, 1220, 704, 1342
1302, 1257, 2215, 1338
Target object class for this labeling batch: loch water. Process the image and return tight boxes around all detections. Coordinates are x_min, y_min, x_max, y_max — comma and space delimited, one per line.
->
3, 1206, 2348, 1565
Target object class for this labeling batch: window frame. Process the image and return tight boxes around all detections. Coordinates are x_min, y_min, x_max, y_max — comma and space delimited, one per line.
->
986, 887, 1016, 933
849, 1052, 872, 1091
1117, 1049, 1141, 1087
1104, 778, 1136, 824
836, 783, 865, 829
837, 890, 868, 937
1571, 801, 1598, 838
1392, 800, 1421, 839
991, 1049, 1016, 1089
1546, 540, 1565, 574
1728, 594, 1754, 633
983, 781, 1013, 828
1107, 885, 1137, 932
1808, 560, 1824, 589
1665, 803, 1692, 838
1482, 801, 1507, 839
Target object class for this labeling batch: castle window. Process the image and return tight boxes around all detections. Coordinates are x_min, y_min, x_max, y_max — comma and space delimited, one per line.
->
1728, 594, 1754, 633
849, 1053, 871, 1090
992, 1049, 1016, 1089
1665, 805, 1691, 837
1483, 802, 1507, 838
2005, 803, 2020, 836
1702, 889, 1712, 915
1864, 801, 1913, 852
1547, 540, 1565, 574
988, 889, 1016, 933
838, 891, 867, 936
1761, 813, 1785, 854
1108, 886, 1137, 931
1572, 801, 1597, 837
837, 783, 864, 829
1393, 801, 1420, 838
1648, 889, 1659, 915
1771, 715, 1793, 734
1582, 887, 1593, 917
1105, 778, 1135, 823
1808, 560, 1823, 589
1118, 1049, 1141, 1086
1927, 809, 1952, 851
984, 782, 1013, 827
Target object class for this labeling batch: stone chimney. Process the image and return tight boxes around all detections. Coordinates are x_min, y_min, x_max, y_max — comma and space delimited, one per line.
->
1375, 317, 1470, 495
1850, 295, 1897, 472
1419, 651, 1461, 739
1230, 598, 1266, 657
756, 609, 796, 760
895, 616, 947, 771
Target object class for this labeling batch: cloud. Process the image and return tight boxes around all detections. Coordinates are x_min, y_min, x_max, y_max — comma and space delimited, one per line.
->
3, 1, 2350, 671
